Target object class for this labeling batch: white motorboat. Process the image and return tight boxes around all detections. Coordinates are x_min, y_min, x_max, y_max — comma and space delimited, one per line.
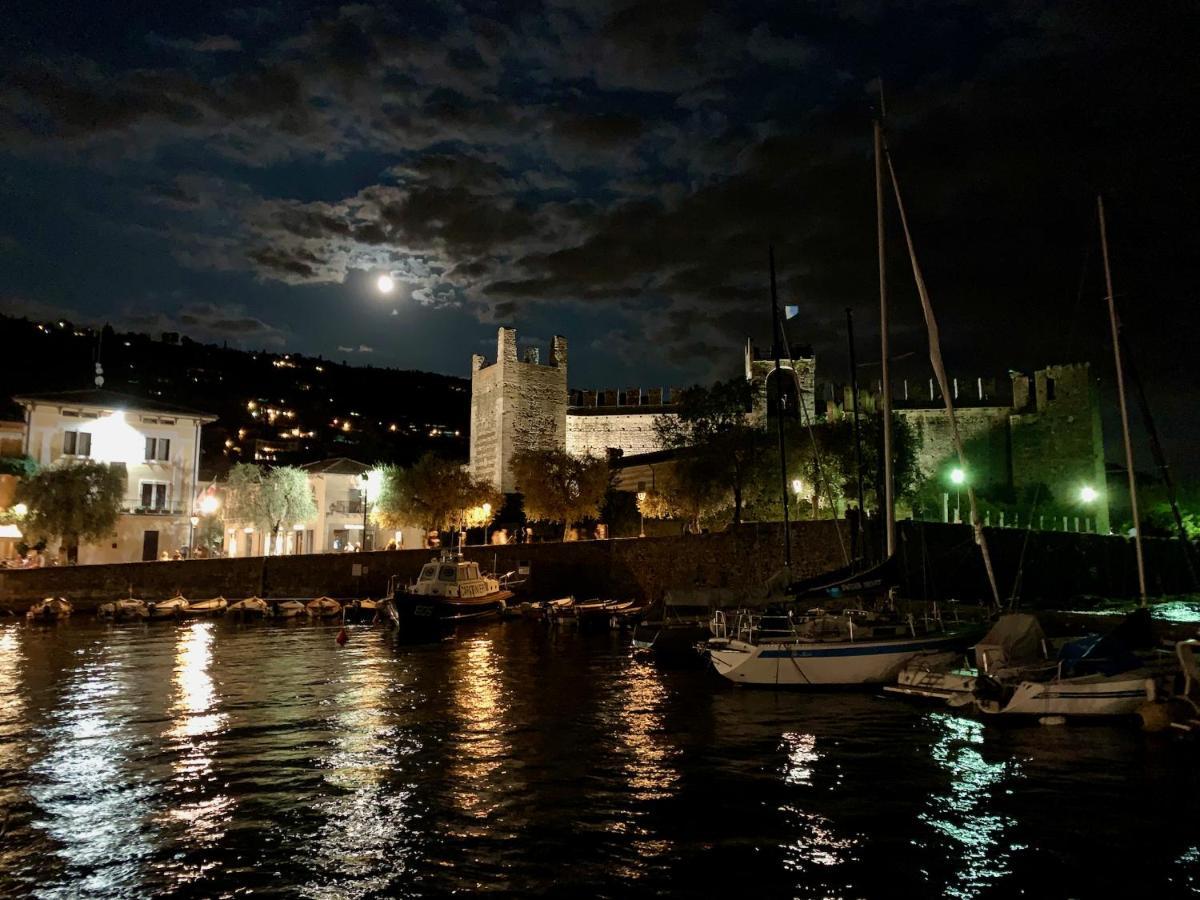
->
706, 605, 984, 686
97, 598, 150, 622
26, 597, 72, 622
187, 596, 228, 617
382, 552, 514, 630
149, 595, 190, 619
306, 596, 342, 620
228, 597, 270, 619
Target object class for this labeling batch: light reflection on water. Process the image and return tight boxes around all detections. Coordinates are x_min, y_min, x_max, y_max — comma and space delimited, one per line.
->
26, 634, 158, 899
0, 619, 1197, 898
920, 712, 1021, 899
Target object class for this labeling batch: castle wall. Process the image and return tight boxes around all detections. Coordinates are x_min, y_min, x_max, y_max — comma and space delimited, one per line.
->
898, 406, 1012, 484
565, 411, 672, 459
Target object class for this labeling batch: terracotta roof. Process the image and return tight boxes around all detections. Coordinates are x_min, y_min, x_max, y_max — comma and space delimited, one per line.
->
12, 389, 217, 421
298, 457, 370, 476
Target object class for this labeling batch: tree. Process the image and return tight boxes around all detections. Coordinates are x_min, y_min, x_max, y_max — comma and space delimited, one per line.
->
224, 463, 317, 554
17, 460, 124, 562
510, 448, 610, 540
636, 466, 729, 534
373, 453, 500, 541
655, 378, 765, 526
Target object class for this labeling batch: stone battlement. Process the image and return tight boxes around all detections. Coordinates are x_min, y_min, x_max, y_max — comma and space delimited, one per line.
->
568, 387, 682, 409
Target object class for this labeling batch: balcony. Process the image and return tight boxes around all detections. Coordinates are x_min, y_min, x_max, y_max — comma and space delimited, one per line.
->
121, 501, 188, 516
329, 499, 366, 515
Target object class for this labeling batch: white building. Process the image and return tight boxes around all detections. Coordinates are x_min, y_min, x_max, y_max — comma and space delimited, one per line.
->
15, 389, 216, 563
223, 457, 425, 557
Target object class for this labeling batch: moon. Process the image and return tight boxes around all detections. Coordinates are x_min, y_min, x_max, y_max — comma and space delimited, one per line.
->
376, 274, 395, 294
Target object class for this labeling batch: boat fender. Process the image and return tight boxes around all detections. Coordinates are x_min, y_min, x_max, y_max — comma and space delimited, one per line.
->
1137, 702, 1171, 733
1038, 716, 1067, 726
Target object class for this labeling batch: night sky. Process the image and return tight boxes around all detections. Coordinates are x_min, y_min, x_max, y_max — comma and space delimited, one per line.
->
1, 2, 1197, 467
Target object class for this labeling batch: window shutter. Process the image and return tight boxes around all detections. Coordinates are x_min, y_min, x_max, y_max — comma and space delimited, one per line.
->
79, 432, 91, 456
64, 431, 76, 455
158, 438, 170, 461
145, 437, 155, 460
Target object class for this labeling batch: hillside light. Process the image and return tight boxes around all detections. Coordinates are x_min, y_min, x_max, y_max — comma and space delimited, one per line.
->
377, 273, 395, 294
1080, 485, 1099, 504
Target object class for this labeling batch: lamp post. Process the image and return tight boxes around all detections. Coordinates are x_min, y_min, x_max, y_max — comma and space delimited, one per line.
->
637, 491, 647, 538
482, 502, 492, 545
950, 467, 966, 523
359, 471, 370, 551
1079, 485, 1098, 533
189, 515, 199, 556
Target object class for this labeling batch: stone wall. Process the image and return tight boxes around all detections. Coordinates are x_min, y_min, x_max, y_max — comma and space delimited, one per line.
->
470, 327, 567, 492
2, 520, 1191, 613
745, 340, 816, 425
898, 406, 1011, 483
565, 411, 669, 459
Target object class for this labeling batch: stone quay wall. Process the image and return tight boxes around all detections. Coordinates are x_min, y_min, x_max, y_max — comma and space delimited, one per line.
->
0, 520, 1192, 613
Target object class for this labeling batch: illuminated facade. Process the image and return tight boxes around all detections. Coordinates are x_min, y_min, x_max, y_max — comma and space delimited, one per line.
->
15, 389, 216, 563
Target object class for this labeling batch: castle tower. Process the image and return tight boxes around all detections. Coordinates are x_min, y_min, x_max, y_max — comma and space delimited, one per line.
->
744, 338, 816, 425
470, 327, 568, 492
1009, 363, 1109, 532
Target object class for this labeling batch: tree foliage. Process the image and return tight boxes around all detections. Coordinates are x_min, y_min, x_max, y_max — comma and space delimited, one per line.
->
0, 456, 38, 479
373, 453, 500, 536
654, 378, 765, 525
510, 448, 610, 539
225, 463, 317, 549
17, 460, 124, 557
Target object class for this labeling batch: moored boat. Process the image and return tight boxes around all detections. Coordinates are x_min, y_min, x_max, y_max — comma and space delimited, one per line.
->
187, 596, 228, 617
382, 551, 513, 631
272, 599, 306, 619
342, 598, 380, 623
228, 597, 270, 619
306, 596, 342, 620
149, 595, 190, 620
544, 597, 576, 626
97, 597, 150, 622
26, 597, 72, 622
633, 589, 732, 664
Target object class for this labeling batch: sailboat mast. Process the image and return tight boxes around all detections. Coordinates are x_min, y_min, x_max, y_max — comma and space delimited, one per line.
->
1097, 195, 1147, 605
846, 307, 869, 561
875, 120, 895, 557
769, 245, 792, 570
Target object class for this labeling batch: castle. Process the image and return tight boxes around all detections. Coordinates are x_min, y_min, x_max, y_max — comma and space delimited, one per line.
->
470, 327, 1108, 530
469, 327, 814, 492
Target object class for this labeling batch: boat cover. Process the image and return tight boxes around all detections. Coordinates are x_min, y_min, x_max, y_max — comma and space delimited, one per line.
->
1058, 607, 1153, 677
786, 554, 900, 602
974, 614, 1046, 670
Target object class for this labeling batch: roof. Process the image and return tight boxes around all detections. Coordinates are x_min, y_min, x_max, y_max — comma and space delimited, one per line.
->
609, 446, 691, 469
12, 389, 217, 421
298, 457, 370, 476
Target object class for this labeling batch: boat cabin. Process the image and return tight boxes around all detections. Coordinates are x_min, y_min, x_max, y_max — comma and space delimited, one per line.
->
412, 555, 499, 599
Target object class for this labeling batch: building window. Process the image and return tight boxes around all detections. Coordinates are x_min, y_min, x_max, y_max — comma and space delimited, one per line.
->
63, 430, 92, 457
140, 481, 169, 511
145, 437, 171, 461
1046, 377, 1056, 401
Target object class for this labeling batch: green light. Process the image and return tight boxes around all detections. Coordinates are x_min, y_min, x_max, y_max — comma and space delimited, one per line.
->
1080, 485, 1098, 503
950, 468, 965, 485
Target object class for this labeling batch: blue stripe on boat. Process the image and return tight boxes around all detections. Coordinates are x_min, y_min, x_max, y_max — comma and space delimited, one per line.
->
756, 635, 967, 659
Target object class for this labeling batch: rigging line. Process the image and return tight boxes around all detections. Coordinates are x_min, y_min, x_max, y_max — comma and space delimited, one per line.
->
883, 141, 1002, 610
1008, 483, 1044, 611
795, 351, 850, 566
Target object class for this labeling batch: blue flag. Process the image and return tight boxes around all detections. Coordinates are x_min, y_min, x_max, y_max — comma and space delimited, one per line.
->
785, 305, 799, 319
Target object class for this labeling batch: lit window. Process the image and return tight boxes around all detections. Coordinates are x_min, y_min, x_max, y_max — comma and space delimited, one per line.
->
140, 482, 168, 510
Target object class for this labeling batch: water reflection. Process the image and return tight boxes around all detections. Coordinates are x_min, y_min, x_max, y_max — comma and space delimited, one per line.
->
920, 713, 1019, 899
28, 634, 156, 898
446, 636, 512, 829
778, 731, 855, 872
303, 633, 420, 899
162, 622, 233, 855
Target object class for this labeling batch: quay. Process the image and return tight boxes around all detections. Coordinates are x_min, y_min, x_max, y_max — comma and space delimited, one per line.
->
0, 521, 1190, 614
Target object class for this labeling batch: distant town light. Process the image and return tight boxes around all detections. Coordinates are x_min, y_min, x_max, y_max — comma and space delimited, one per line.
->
377, 274, 395, 294
1080, 485, 1099, 504
950, 467, 966, 485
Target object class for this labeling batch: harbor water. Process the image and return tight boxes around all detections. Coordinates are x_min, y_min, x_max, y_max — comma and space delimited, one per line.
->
0, 618, 1197, 898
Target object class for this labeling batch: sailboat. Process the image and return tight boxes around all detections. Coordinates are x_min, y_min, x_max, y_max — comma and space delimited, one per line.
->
703, 123, 991, 687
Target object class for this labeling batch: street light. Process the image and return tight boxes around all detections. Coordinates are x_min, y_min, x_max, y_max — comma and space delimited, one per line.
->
199, 493, 219, 515
482, 502, 492, 545
949, 467, 966, 523
189, 515, 199, 556
637, 491, 647, 538
1080, 485, 1098, 504
359, 471, 370, 550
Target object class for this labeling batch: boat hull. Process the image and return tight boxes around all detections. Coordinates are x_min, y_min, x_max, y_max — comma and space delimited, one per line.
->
977, 674, 1157, 718
707, 629, 980, 686
386, 590, 513, 629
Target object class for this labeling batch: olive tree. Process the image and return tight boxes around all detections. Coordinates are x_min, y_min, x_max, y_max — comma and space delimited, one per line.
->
225, 463, 317, 554
17, 460, 124, 562
510, 448, 610, 540
373, 454, 500, 541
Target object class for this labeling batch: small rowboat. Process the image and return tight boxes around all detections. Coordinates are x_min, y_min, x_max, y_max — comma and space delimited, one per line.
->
187, 596, 228, 617
98, 598, 149, 622
306, 596, 342, 620
342, 598, 380, 623
149, 595, 190, 620
228, 597, 270, 619
272, 599, 306, 619
544, 597, 576, 626
27, 597, 72, 622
